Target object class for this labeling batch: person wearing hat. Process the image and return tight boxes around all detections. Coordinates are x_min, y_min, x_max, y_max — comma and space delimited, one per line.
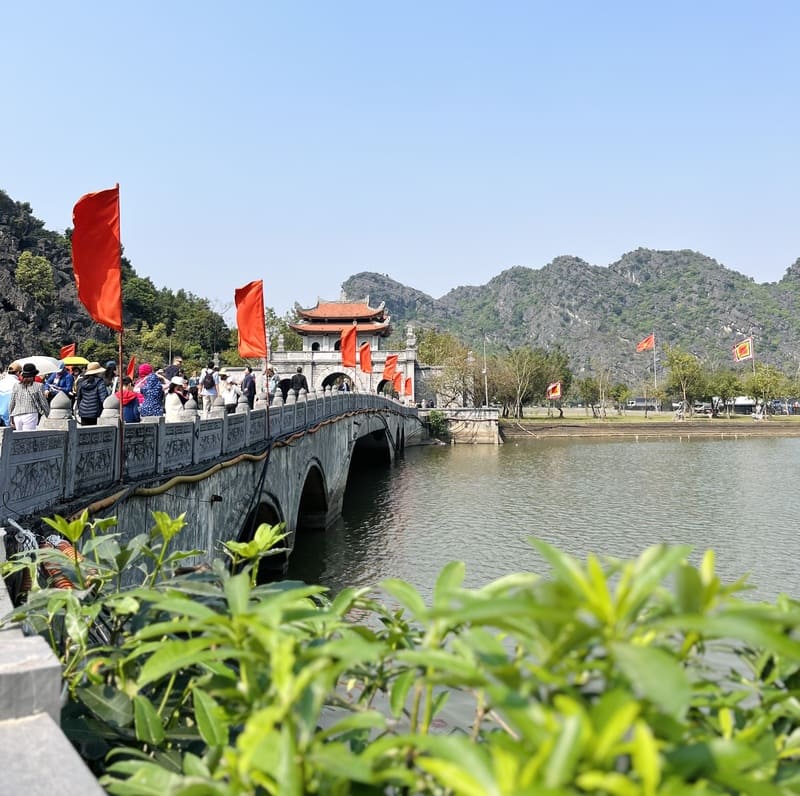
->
165, 376, 187, 422
137, 363, 166, 418
76, 361, 109, 426
9, 363, 50, 431
0, 362, 22, 427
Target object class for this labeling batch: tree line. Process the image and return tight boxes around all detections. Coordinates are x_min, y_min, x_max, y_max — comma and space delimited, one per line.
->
419, 329, 800, 418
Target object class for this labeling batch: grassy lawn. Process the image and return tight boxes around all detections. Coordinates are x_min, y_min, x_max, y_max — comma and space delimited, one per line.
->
505, 407, 800, 424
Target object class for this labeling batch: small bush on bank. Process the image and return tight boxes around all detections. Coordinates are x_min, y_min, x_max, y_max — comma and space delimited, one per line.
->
4, 512, 800, 794
427, 409, 449, 440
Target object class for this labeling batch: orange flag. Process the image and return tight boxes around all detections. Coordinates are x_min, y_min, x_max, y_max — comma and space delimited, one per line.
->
359, 342, 372, 373
340, 325, 357, 368
71, 185, 123, 331
404, 377, 412, 396
733, 337, 753, 362
235, 280, 268, 358
60, 343, 76, 359
392, 372, 402, 393
636, 333, 655, 352
383, 354, 398, 380
126, 356, 137, 379
546, 381, 562, 400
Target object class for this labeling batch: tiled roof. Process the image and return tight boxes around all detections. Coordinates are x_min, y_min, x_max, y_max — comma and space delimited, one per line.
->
289, 320, 392, 335
297, 299, 386, 320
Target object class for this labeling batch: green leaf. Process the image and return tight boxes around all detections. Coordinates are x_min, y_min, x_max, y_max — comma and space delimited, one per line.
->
223, 571, 250, 616
433, 561, 465, 609
193, 688, 228, 747
543, 713, 583, 788
530, 539, 592, 601
314, 710, 387, 742
389, 668, 415, 717
380, 578, 427, 619
631, 719, 660, 795
137, 639, 243, 686
77, 684, 134, 728
610, 642, 690, 718
133, 695, 165, 745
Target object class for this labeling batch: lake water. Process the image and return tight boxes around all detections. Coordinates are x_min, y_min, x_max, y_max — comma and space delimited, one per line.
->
287, 437, 800, 603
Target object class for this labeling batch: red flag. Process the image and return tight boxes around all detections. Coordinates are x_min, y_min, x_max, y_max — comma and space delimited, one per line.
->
71, 185, 123, 331
340, 325, 357, 368
636, 333, 655, 352
404, 377, 412, 396
546, 381, 562, 400
359, 342, 372, 373
235, 280, 268, 358
383, 354, 398, 380
126, 356, 137, 380
733, 337, 753, 362
392, 372, 402, 393
59, 343, 76, 359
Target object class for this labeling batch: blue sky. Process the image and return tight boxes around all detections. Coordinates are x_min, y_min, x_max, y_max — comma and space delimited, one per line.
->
2, 1, 798, 321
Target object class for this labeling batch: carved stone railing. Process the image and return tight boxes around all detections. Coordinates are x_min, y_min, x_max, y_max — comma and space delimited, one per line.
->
0, 390, 416, 523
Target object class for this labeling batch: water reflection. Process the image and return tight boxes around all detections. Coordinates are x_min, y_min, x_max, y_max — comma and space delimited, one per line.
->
287, 437, 800, 602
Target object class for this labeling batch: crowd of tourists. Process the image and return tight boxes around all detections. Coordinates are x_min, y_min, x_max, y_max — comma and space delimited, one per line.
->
0, 357, 316, 431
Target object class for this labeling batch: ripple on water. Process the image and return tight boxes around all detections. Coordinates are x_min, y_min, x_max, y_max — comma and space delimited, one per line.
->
287, 437, 800, 602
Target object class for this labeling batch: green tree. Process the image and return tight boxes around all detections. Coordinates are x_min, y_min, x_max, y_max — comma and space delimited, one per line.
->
16, 251, 54, 303
664, 344, 706, 413
609, 381, 631, 414
576, 376, 600, 417
744, 363, 788, 417
707, 369, 743, 418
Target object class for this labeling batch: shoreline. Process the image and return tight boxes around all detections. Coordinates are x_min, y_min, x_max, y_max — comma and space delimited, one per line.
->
500, 418, 800, 439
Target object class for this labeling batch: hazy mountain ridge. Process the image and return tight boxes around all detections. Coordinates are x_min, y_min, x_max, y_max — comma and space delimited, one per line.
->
343, 248, 800, 376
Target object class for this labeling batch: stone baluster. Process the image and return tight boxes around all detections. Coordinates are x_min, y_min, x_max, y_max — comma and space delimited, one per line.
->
99, 393, 121, 425
38, 391, 73, 429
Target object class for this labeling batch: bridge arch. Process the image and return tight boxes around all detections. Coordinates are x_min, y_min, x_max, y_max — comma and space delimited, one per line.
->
296, 460, 330, 531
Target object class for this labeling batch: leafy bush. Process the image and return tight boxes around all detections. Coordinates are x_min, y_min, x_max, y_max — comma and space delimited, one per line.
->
427, 409, 448, 440
4, 512, 800, 794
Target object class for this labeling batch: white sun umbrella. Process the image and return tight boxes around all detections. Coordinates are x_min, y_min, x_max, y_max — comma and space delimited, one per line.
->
11, 356, 61, 375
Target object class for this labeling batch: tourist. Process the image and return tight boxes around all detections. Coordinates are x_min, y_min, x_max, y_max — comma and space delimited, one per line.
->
199, 361, 218, 413
44, 361, 74, 402
103, 361, 118, 394
266, 367, 280, 402
164, 357, 184, 381
291, 366, 309, 395
75, 362, 108, 426
165, 376, 187, 422
219, 370, 241, 414
241, 366, 256, 409
9, 363, 50, 430
0, 362, 22, 426
137, 363, 166, 417
116, 376, 142, 423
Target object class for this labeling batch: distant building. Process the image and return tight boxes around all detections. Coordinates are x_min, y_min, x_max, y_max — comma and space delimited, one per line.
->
268, 296, 417, 401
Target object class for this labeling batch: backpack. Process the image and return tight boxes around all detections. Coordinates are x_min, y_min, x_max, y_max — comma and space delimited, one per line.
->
122, 399, 141, 423
202, 370, 216, 390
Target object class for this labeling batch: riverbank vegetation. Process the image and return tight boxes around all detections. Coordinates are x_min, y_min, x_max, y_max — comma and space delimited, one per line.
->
419, 328, 800, 421
4, 511, 800, 793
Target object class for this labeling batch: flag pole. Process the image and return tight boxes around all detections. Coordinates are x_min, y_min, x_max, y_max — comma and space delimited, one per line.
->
117, 329, 125, 482
652, 332, 657, 393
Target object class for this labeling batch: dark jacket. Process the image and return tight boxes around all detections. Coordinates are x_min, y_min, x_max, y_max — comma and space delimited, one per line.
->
76, 376, 108, 419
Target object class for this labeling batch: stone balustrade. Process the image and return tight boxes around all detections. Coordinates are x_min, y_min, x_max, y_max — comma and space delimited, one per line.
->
0, 388, 416, 524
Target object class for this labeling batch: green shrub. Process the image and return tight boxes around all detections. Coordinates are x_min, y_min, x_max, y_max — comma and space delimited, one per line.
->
427, 409, 448, 440
4, 512, 800, 794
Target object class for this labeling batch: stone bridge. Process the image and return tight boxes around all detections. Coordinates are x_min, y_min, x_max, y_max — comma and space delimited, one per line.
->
0, 391, 424, 569
0, 391, 425, 795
